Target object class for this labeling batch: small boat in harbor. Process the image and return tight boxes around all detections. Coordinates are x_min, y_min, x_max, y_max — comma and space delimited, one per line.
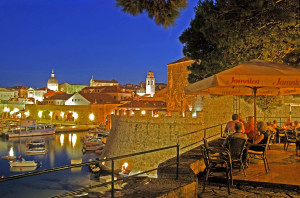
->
9, 158, 41, 167
6, 124, 55, 138
26, 138, 46, 147
10, 166, 38, 172
82, 144, 104, 152
26, 147, 47, 155
1, 155, 16, 161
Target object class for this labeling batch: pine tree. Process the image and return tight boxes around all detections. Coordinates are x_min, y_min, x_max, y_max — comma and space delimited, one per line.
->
116, 0, 188, 28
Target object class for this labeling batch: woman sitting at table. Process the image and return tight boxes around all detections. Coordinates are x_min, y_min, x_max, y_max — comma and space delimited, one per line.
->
283, 119, 293, 130
248, 121, 269, 152
244, 116, 255, 141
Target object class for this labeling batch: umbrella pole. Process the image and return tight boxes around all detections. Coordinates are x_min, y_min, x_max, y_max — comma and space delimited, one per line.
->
253, 87, 257, 143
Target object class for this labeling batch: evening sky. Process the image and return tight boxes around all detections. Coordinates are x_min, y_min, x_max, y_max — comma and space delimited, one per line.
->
0, 0, 197, 88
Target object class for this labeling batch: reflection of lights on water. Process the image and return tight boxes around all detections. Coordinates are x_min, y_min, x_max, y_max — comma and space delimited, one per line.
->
60, 134, 64, 146
72, 134, 77, 148
9, 147, 14, 156
102, 157, 106, 165
69, 134, 72, 142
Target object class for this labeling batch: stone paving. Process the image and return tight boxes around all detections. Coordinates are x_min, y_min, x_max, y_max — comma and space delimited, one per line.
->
198, 183, 300, 198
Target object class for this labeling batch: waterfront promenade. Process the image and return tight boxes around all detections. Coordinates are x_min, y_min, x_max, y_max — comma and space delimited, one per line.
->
118, 139, 300, 197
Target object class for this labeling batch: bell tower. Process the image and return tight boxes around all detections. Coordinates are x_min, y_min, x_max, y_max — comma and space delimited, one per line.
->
146, 71, 155, 97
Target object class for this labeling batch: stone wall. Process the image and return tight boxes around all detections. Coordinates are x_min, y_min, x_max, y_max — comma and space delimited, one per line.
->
167, 58, 197, 113
101, 110, 205, 172
200, 95, 300, 128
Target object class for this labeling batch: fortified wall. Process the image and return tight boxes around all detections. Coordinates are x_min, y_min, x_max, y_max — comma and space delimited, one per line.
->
101, 110, 206, 172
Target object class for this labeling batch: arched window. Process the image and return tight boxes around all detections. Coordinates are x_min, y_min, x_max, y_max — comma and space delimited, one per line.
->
152, 80, 154, 85
148, 80, 150, 85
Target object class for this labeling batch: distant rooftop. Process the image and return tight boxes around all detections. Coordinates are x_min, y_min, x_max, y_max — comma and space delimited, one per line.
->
168, 57, 193, 65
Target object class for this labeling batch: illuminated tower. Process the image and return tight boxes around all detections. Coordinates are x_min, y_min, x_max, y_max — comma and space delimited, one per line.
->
47, 69, 58, 91
146, 71, 155, 97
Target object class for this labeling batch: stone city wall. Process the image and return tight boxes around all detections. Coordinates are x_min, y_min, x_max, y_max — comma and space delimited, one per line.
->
101, 110, 205, 172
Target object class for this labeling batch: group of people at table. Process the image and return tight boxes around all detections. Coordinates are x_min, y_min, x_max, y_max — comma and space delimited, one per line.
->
222, 114, 300, 163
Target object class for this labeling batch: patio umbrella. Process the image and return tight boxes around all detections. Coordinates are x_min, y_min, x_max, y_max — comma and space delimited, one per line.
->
184, 59, 300, 136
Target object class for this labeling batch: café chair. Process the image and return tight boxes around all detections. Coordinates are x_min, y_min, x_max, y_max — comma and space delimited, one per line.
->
248, 135, 271, 173
200, 143, 232, 195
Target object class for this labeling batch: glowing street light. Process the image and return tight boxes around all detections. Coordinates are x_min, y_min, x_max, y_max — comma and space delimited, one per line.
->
89, 113, 95, 121
24, 111, 30, 117
141, 110, 146, 115
73, 112, 78, 120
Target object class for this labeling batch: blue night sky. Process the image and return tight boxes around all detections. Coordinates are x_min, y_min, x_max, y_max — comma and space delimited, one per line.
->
0, 0, 197, 88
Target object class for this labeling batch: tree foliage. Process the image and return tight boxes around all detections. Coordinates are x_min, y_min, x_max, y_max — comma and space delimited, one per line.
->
180, 0, 299, 83
116, 0, 187, 28
179, 0, 299, 112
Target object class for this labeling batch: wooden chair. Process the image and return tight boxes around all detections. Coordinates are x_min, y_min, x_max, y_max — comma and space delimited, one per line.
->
228, 138, 247, 177
248, 135, 271, 173
284, 130, 296, 150
200, 143, 232, 195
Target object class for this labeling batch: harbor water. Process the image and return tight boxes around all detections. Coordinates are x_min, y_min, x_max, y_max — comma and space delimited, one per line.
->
0, 132, 101, 198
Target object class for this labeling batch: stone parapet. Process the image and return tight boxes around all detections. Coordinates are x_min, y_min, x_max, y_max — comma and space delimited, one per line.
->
101, 111, 205, 172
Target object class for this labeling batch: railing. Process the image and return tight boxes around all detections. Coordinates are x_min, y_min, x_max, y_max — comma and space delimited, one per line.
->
0, 145, 179, 198
257, 116, 300, 127
0, 122, 229, 198
177, 123, 226, 150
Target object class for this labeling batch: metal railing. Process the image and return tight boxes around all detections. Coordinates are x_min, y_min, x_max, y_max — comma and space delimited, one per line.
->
257, 116, 300, 127
0, 122, 230, 198
177, 123, 226, 150
0, 144, 179, 198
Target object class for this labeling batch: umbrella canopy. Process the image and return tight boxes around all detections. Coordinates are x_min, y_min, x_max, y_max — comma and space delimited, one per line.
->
185, 59, 300, 96
184, 59, 300, 139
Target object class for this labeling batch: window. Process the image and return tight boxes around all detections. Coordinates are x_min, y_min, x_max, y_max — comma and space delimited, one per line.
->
148, 80, 150, 85
152, 80, 154, 85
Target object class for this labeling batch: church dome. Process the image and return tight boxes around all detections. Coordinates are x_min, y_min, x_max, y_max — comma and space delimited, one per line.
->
48, 77, 58, 84
47, 70, 58, 91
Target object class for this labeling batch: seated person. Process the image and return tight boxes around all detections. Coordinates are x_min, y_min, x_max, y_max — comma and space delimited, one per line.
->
223, 122, 248, 162
248, 121, 269, 152
271, 120, 279, 129
292, 120, 300, 130
283, 119, 293, 130
224, 114, 244, 135
238, 114, 246, 133
244, 116, 255, 140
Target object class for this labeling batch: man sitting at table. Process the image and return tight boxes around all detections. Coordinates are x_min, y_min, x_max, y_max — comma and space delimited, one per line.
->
223, 122, 248, 163
224, 114, 245, 135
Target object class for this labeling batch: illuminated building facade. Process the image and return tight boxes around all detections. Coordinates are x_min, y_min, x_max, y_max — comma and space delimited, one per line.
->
146, 71, 155, 97
90, 76, 119, 87
47, 70, 59, 91
59, 83, 88, 94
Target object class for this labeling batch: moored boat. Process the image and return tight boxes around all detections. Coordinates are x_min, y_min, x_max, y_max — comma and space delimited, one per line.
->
26, 138, 46, 147
6, 124, 55, 138
26, 147, 47, 155
9, 158, 41, 167
1, 155, 16, 161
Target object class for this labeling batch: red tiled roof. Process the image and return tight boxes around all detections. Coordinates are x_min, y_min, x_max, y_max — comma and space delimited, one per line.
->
80, 93, 120, 104
168, 57, 192, 65
93, 79, 118, 83
44, 91, 66, 98
47, 93, 73, 100
81, 86, 132, 94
